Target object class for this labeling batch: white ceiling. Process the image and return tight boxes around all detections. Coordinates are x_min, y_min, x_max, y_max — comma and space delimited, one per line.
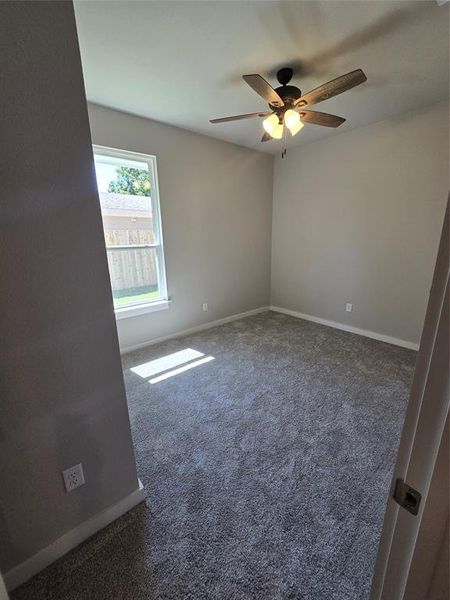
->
74, 1, 449, 154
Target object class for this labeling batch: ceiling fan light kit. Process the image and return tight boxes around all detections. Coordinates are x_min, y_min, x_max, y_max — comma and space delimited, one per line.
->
210, 66, 367, 156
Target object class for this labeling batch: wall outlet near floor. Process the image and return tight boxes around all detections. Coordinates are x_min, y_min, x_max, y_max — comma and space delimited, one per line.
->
202, 303, 209, 312
346, 303, 353, 313
62, 463, 85, 492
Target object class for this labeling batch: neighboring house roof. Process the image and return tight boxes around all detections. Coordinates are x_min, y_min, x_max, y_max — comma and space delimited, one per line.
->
99, 192, 152, 218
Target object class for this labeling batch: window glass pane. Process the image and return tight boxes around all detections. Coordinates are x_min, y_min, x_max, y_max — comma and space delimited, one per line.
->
106, 246, 160, 307
93, 149, 166, 310
94, 154, 156, 246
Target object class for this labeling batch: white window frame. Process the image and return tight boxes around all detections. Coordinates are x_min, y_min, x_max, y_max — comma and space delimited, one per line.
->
93, 145, 169, 319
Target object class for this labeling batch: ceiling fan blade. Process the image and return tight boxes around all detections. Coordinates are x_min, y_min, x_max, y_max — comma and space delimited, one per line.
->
296, 69, 367, 107
299, 110, 346, 128
210, 111, 271, 124
242, 74, 284, 107
261, 132, 273, 142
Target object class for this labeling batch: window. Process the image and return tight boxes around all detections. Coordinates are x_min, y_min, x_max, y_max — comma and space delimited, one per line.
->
93, 146, 168, 318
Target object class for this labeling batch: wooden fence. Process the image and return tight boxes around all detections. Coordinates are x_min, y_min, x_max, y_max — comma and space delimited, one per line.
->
103, 216, 158, 294
106, 246, 158, 293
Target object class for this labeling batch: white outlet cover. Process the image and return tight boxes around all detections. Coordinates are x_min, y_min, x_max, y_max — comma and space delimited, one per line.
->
346, 303, 353, 312
203, 303, 209, 311
62, 463, 85, 492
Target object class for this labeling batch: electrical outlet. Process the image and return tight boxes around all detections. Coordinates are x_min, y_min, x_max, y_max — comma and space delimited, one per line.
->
346, 303, 353, 313
62, 463, 85, 492
203, 303, 209, 312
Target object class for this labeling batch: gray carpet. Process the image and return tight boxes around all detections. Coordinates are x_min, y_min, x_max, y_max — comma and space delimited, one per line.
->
12, 311, 415, 600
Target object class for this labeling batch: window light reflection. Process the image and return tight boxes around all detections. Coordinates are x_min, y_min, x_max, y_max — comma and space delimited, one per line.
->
149, 356, 215, 384
131, 348, 204, 378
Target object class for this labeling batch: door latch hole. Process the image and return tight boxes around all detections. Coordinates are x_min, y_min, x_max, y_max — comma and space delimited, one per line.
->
393, 478, 421, 516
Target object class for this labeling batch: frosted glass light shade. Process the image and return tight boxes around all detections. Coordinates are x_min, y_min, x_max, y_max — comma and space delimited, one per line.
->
271, 123, 283, 139
284, 109, 300, 129
263, 113, 279, 134
263, 113, 283, 139
288, 120, 304, 136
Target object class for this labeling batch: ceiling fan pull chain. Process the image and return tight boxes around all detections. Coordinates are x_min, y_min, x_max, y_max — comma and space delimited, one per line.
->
281, 123, 287, 158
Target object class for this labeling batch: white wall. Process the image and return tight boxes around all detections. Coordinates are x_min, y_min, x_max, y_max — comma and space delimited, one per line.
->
0, 2, 140, 581
88, 104, 273, 351
271, 101, 449, 346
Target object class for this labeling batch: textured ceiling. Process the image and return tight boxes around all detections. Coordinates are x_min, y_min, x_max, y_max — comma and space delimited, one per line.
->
74, 1, 449, 153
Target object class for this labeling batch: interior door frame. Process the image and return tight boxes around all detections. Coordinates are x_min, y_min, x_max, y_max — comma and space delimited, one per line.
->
0, 572, 9, 600
370, 198, 449, 599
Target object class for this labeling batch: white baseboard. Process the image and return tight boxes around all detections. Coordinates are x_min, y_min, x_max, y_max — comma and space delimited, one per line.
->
120, 306, 270, 354
4, 480, 145, 591
270, 306, 419, 351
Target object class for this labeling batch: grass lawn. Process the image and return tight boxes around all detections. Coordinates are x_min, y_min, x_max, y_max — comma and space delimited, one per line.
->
114, 290, 160, 308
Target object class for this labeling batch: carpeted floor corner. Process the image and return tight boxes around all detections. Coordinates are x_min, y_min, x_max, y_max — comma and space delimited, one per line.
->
11, 311, 416, 600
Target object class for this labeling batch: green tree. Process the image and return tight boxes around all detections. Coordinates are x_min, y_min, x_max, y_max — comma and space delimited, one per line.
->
108, 166, 151, 196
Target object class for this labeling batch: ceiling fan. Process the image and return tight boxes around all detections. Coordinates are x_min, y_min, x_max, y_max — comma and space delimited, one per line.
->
210, 67, 367, 156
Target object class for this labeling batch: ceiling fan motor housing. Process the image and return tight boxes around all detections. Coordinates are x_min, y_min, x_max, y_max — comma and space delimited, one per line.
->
266, 67, 302, 110
270, 85, 302, 111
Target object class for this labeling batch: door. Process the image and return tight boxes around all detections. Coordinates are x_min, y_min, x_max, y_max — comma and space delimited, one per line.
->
370, 199, 449, 599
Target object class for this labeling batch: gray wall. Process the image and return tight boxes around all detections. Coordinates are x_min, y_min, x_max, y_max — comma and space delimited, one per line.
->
0, 2, 139, 574
87, 104, 273, 351
271, 101, 449, 345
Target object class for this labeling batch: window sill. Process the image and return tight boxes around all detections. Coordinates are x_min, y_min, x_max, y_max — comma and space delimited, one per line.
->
114, 299, 170, 320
